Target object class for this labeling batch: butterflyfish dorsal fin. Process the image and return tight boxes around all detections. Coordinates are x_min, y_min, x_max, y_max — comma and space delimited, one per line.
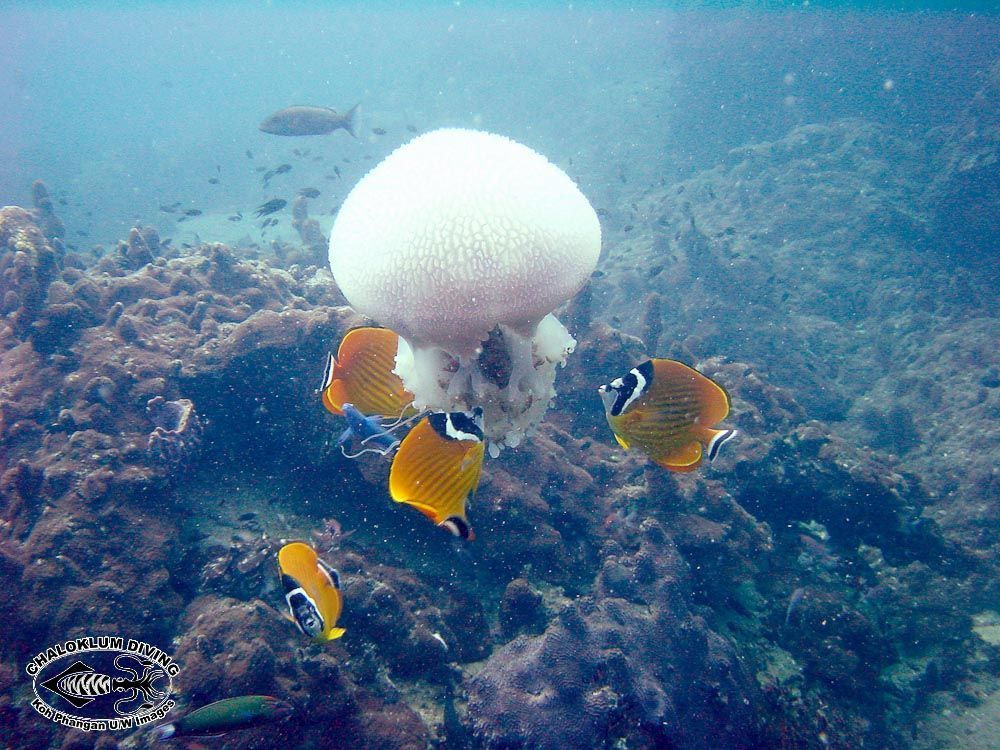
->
655, 359, 731, 426
388, 410, 484, 539
321, 327, 415, 418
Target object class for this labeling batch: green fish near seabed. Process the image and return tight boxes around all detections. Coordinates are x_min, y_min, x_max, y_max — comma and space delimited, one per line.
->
149, 695, 293, 741
259, 104, 359, 137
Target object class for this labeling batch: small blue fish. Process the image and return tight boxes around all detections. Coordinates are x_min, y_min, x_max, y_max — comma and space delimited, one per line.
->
337, 403, 405, 458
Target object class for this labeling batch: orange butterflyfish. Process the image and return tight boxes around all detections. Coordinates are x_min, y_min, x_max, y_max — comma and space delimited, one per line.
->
320, 327, 415, 419
388, 408, 485, 540
277, 542, 346, 642
598, 358, 737, 472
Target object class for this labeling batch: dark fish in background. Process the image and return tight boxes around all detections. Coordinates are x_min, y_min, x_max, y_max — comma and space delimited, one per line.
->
298, 187, 320, 199
208, 177, 220, 185
263, 164, 292, 187
255, 166, 267, 173
259, 103, 359, 137
228, 213, 243, 222
255, 199, 286, 218
150, 695, 293, 741
246, 149, 254, 159
372, 127, 386, 135
784, 587, 807, 627
292, 148, 312, 157
184, 209, 203, 217
406, 124, 418, 133
159, 202, 182, 213
334, 166, 341, 178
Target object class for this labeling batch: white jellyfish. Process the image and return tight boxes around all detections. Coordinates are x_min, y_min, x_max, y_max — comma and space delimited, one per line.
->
328, 128, 601, 456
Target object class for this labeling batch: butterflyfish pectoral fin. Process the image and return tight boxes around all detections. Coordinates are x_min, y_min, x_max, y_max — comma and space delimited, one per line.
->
321, 327, 416, 418
389, 410, 485, 540
613, 434, 630, 450
325, 627, 347, 641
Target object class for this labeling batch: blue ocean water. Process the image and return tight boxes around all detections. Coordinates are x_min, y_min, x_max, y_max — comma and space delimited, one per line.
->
2, 3, 995, 245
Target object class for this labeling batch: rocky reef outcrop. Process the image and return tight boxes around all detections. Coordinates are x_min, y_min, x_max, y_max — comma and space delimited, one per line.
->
469, 520, 763, 750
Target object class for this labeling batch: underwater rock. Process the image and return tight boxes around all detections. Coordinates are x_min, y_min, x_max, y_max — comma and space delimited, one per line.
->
123, 227, 155, 269
341, 554, 489, 676
146, 396, 203, 468
0, 206, 62, 339
31, 180, 66, 244
291, 194, 328, 266
498, 578, 547, 639
928, 60, 999, 283
466, 526, 764, 749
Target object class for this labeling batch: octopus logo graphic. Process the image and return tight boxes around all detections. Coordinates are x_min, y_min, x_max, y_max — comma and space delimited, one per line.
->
26, 637, 179, 732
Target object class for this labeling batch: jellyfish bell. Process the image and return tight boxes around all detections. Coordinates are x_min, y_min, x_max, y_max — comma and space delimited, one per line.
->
328, 128, 601, 454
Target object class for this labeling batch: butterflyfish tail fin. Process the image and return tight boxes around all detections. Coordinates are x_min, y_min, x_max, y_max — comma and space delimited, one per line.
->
707, 428, 737, 462
439, 515, 475, 541
326, 627, 347, 641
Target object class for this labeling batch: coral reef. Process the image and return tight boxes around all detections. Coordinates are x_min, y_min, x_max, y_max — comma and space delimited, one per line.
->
291, 195, 328, 267
469, 521, 765, 750
146, 396, 202, 468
